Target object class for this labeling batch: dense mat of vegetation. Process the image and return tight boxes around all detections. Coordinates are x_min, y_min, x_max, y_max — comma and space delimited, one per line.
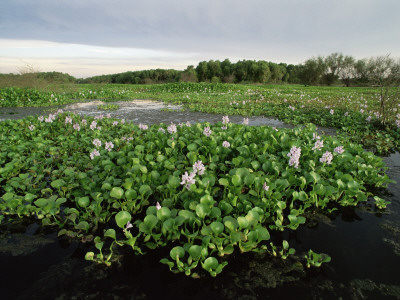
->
0, 111, 392, 276
1, 82, 400, 154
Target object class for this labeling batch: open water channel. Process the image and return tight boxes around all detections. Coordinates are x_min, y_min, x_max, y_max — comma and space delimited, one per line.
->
0, 100, 399, 299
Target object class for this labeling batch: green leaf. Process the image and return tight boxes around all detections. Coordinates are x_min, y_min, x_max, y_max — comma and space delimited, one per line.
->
168, 176, 181, 188
231, 174, 242, 186
78, 196, 90, 208
202, 257, 218, 271
157, 207, 171, 221
218, 178, 229, 187
188, 245, 202, 260
170, 246, 185, 260
210, 221, 224, 235
50, 179, 66, 189
115, 211, 132, 228
144, 214, 159, 230
34, 198, 48, 208
104, 229, 116, 240
110, 187, 124, 199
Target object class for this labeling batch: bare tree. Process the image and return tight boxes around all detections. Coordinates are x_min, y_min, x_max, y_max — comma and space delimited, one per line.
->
366, 55, 400, 126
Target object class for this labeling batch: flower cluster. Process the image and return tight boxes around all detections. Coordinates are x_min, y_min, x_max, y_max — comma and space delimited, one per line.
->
139, 123, 148, 130
65, 116, 72, 124
334, 146, 345, 154
181, 160, 206, 190
105, 141, 114, 152
181, 171, 196, 190
193, 160, 206, 175
93, 138, 102, 147
222, 141, 230, 148
167, 123, 177, 134
320, 151, 333, 164
242, 118, 249, 125
203, 126, 212, 137
73, 123, 81, 131
90, 121, 97, 130
112, 121, 119, 126
287, 146, 301, 168
158, 127, 166, 133
28, 124, 35, 131
90, 149, 100, 160
312, 139, 324, 151
222, 116, 229, 125
329, 109, 334, 115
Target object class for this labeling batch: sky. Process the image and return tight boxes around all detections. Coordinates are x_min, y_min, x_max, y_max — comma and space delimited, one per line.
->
1, 0, 399, 78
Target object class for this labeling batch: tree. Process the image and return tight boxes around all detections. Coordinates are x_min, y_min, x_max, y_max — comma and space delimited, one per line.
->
196, 61, 208, 82
338, 55, 356, 87
366, 55, 400, 126
298, 57, 326, 85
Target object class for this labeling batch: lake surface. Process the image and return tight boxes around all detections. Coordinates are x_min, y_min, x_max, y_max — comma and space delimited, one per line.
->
0, 100, 398, 299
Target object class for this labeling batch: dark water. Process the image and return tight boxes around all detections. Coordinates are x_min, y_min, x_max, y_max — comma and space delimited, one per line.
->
0, 100, 399, 300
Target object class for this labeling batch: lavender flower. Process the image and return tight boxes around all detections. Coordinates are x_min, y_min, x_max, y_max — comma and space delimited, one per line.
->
65, 116, 72, 124
139, 123, 148, 130
38, 116, 44, 122
124, 221, 133, 232
156, 202, 162, 210
222, 115, 229, 125
167, 123, 177, 134
81, 119, 87, 126
181, 171, 196, 190
329, 109, 334, 115
158, 127, 166, 133
287, 146, 301, 169
93, 138, 102, 147
112, 121, 119, 126
90, 121, 97, 130
90, 149, 100, 160
28, 124, 35, 131
312, 139, 324, 151
73, 123, 81, 131
203, 126, 212, 137
186, 121, 191, 127
193, 160, 206, 175
334, 146, 345, 154
105, 141, 114, 152
242, 118, 249, 125
222, 141, 230, 148
263, 182, 269, 191
320, 151, 333, 164
313, 132, 320, 140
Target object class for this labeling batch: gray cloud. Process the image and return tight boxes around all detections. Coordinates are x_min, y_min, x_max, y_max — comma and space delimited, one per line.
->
1, 0, 400, 64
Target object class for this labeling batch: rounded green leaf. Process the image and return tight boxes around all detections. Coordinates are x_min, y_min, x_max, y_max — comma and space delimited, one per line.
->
157, 207, 171, 221
139, 185, 152, 196
196, 203, 210, 218
188, 245, 202, 260
125, 189, 137, 200
231, 174, 242, 186
170, 246, 185, 260
51, 179, 66, 189
104, 229, 116, 240
237, 216, 249, 229
110, 187, 124, 199
78, 196, 90, 208
210, 221, 224, 235
168, 176, 181, 188
202, 257, 218, 271
115, 211, 131, 228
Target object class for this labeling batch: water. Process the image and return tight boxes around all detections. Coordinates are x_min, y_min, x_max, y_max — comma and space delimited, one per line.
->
0, 100, 399, 299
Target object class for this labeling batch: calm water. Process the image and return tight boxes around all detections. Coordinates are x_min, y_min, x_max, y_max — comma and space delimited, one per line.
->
0, 100, 399, 299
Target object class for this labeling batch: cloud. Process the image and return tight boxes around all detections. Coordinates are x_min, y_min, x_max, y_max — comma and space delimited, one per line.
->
0, 0, 399, 77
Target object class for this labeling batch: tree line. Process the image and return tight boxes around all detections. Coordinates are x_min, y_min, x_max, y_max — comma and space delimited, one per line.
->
1, 53, 398, 87
80, 53, 399, 87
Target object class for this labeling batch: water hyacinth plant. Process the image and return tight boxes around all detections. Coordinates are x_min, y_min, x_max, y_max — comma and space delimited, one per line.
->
0, 110, 392, 277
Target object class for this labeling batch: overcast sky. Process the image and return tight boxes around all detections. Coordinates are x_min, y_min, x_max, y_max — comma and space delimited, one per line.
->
1, 0, 399, 78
